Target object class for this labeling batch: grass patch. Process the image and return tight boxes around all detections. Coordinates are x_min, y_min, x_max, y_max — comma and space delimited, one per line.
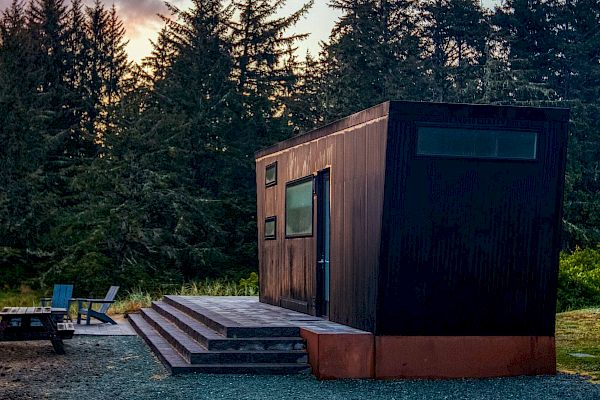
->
556, 308, 600, 382
111, 276, 259, 315
0, 287, 44, 308
0, 287, 82, 317
0, 274, 259, 317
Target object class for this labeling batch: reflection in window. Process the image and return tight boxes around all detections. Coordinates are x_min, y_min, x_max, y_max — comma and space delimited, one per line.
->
265, 217, 276, 240
265, 162, 277, 186
417, 127, 537, 160
285, 177, 313, 237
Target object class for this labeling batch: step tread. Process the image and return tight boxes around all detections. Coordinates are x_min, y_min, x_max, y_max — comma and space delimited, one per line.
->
141, 308, 206, 354
143, 306, 307, 355
128, 314, 310, 375
153, 301, 305, 343
168, 364, 311, 374
164, 295, 238, 335
163, 295, 299, 338
151, 301, 224, 341
128, 313, 189, 368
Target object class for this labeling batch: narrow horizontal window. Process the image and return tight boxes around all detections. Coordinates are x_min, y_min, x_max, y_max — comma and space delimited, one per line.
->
265, 162, 277, 186
265, 217, 276, 240
285, 177, 313, 238
417, 127, 537, 160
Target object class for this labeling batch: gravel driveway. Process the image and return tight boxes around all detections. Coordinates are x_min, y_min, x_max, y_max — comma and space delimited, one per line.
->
1, 336, 599, 400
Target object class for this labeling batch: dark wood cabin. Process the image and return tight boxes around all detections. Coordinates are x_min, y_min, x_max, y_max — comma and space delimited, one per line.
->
255, 101, 568, 344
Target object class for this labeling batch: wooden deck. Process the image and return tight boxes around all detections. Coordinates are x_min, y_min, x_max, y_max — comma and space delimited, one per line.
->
173, 296, 367, 335
128, 295, 369, 376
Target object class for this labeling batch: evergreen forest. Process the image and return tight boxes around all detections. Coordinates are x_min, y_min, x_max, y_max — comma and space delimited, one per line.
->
1, 0, 599, 300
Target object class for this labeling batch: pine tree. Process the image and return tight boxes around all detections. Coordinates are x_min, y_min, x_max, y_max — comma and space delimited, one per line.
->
0, 1, 51, 285
81, 0, 242, 283
104, 5, 128, 106
493, 0, 559, 104
553, 0, 600, 246
81, 0, 110, 140
229, 0, 312, 144
494, 0, 600, 246
144, 27, 176, 82
313, 0, 426, 122
27, 0, 78, 149
82, 1, 128, 139
420, 0, 489, 102
286, 52, 328, 132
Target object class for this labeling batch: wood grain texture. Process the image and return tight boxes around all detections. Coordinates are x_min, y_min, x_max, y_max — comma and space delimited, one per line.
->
256, 103, 389, 331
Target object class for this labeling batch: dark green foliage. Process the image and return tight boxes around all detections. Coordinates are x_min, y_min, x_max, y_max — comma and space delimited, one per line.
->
306, 0, 428, 120
13, 0, 313, 292
420, 0, 489, 102
0, 0, 130, 292
557, 247, 600, 312
239, 272, 259, 293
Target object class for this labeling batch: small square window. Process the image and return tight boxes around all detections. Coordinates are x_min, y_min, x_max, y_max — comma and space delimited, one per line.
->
265, 217, 276, 240
265, 162, 277, 186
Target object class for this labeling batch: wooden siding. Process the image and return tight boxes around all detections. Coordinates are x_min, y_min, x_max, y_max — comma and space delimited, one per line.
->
256, 103, 389, 332
376, 102, 569, 336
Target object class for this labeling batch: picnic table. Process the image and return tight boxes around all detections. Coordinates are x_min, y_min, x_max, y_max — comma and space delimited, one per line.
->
0, 307, 75, 354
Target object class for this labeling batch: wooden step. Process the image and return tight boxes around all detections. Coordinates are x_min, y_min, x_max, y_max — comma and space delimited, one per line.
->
140, 308, 205, 363
163, 295, 300, 338
153, 300, 305, 351
141, 307, 308, 364
128, 314, 311, 375
128, 313, 194, 373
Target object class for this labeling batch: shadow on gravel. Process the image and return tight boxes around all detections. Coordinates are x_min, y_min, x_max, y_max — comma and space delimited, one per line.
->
1, 336, 599, 400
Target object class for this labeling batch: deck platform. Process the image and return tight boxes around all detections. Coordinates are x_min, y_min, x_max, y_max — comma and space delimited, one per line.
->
129, 295, 372, 377
169, 296, 366, 335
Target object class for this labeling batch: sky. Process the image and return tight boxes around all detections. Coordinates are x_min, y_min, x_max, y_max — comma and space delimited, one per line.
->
0, 0, 500, 63
109, 0, 344, 63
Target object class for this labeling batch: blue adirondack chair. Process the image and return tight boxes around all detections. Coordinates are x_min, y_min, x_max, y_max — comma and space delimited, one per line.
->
77, 286, 119, 325
40, 284, 74, 322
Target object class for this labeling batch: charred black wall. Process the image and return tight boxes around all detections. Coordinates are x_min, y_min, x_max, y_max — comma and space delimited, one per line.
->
376, 102, 569, 336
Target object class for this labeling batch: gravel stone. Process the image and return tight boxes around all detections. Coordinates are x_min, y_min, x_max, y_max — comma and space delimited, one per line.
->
1, 336, 599, 400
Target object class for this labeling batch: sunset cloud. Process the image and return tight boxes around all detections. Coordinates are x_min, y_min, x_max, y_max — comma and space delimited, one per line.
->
108, 0, 187, 61
0, 0, 499, 63
110, 0, 188, 33
0, 0, 341, 63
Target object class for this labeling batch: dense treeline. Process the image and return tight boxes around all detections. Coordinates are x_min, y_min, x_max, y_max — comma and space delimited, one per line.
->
0, 0, 599, 294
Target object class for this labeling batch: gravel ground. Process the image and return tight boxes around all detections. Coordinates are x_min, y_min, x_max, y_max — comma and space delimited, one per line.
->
1, 336, 600, 400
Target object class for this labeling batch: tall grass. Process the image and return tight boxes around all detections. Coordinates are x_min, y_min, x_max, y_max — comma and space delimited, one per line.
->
0, 287, 42, 308
110, 276, 259, 315
0, 275, 259, 316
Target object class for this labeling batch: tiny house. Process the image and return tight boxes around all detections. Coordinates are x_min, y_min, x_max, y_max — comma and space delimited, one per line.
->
255, 101, 569, 378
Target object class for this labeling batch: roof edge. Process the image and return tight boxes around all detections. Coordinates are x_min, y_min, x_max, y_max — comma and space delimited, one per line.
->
388, 100, 570, 122
255, 100, 570, 160
255, 101, 390, 160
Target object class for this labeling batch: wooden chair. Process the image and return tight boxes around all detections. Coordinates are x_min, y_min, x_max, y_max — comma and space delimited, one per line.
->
76, 286, 119, 325
40, 284, 74, 322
